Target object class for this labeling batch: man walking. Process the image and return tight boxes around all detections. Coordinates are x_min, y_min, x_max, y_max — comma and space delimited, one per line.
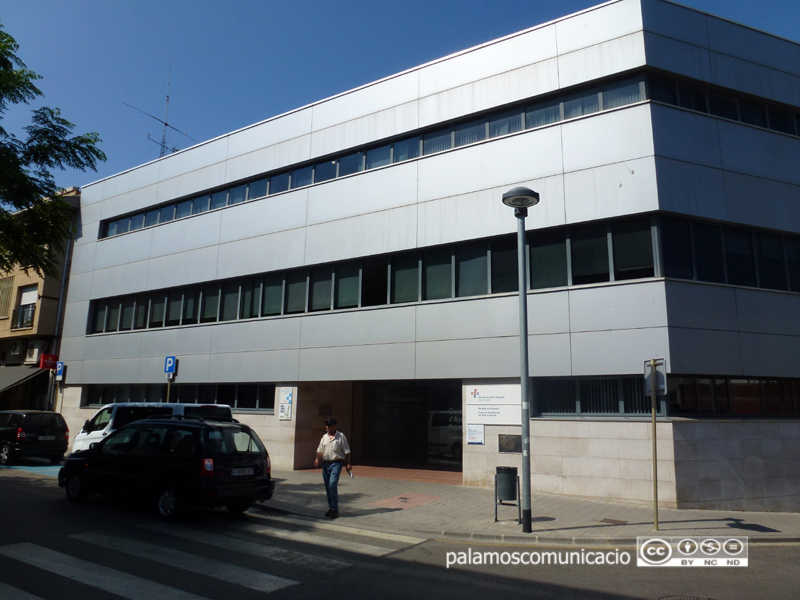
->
314, 417, 351, 518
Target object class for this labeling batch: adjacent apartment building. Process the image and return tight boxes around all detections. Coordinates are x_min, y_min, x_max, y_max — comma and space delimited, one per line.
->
59, 0, 800, 511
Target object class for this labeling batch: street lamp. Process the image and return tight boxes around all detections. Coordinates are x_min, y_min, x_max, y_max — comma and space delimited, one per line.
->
501, 186, 539, 534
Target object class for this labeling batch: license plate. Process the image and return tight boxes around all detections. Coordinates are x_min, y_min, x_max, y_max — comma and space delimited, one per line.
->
231, 468, 254, 476
39, 436, 55, 441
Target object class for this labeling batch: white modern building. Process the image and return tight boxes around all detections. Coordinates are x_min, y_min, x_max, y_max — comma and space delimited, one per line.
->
59, 0, 800, 511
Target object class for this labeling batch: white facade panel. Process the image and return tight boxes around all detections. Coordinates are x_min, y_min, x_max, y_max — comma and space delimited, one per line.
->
149, 211, 223, 258
654, 158, 727, 221
81, 357, 141, 384
92, 229, 153, 271
300, 308, 416, 349
82, 334, 143, 361
528, 333, 574, 376
668, 327, 743, 375
157, 138, 229, 182
145, 246, 220, 291
137, 327, 214, 360
734, 289, 800, 337
99, 161, 161, 202
215, 229, 308, 278
263, 135, 313, 173
415, 337, 521, 379
61, 302, 90, 341
561, 105, 654, 173
64, 272, 93, 304
650, 106, 722, 168
70, 243, 98, 276
306, 162, 417, 226
99, 184, 159, 220
226, 108, 313, 159
415, 297, 521, 342
722, 172, 800, 234
299, 343, 416, 381
80, 180, 106, 206
569, 282, 668, 333
554, 0, 643, 55
209, 319, 303, 353
664, 283, 739, 332
709, 53, 800, 107
718, 123, 800, 187
140, 353, 211, 385
641, 32, 712, 83
570, 327, 669, 376
564, 156, 658, 223
207, 349, 301, 383
218, 192, 308, 244
155, 162, 228, 205
738, 333, 800, 379
91, 261, 151, 299
557, 33, 646, 89
640, 0, 709, 47
304, 204, 418, 265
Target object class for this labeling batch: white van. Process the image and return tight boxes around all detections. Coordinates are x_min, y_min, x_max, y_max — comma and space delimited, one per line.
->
71, 403, 233, 452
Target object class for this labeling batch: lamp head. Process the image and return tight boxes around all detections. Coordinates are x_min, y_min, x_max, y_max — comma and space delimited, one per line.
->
502, 187, 540, 208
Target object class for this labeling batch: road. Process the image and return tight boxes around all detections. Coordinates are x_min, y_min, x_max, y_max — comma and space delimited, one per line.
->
1, 463, 798, 600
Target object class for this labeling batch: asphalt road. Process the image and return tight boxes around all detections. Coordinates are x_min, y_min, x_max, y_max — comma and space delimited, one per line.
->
1, 465, 798, 600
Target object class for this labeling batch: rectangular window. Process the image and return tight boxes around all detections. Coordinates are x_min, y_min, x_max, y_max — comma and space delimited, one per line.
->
570, 224, 609, 285
129, 214, 145, 231
785, 238, 800, 292
530, 229, 568, 289
668, 378, 698, 415
284, 271, 307, 314
176, 200, 192, 219
490, 236, 518, 293
237, 384, 258, 409
422, 129, 452, 155
115, 217, 131, 235
763, 379, 794, 415
366, 145, 391, 169
258, 384, 276, 411
240, 277, 261, 319
159, 205, 175, 223
768, 109, 795, 135
729, 379, 763, 415
693, 222, 725, 283
755, 233, 787, 290
391, 253, 419, 304
455, 244, 487, 297
315, 160, 337, 183
678, 86, 707, 112
144, 209, 160, 228
361, 258, 388, 307
393, 136, 420, 162
724, 228, 756, 287
715, 379, 730, 414
106, 221, 118, 237
563, 89, 600, 119
612, 218, 654, 280
262, 274, 284, 316
105, 301, 120, 332
92, 302, 107, 333
526, 98, 560, 128
248, 178, 268, 200
422, 248, 452, 300
739, 101, 767, 128
489, 109, 523, 138
648, 77, 677, 105
210, 190, 227, 210
309, 267, 333, 312
602, 78, 642, 109
661, 218, 693, 279
698, 379, 715, 414
335, 262, 360, 309
219, 281, 240, 321
181, 289, 199, 325
338, 152, 364, 176
192, 195, 209, 214
120, 297, 135, 330
166, 290, 183, 326
708, 94, 738, 120
454, 119, 486, 147
133, 296, 148, 330
269, 172, 290, 194
228, 184, 247, 204
200, 284, 220, 323
290, 166, 313, 189
0, 276, 14, 318
149, 294, 166, 328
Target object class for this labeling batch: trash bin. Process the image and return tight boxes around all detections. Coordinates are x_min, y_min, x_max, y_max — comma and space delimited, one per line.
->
496, 466, 518, 502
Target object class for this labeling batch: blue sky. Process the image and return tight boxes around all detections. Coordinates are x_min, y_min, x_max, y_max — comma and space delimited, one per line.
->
1, 0, 798, 189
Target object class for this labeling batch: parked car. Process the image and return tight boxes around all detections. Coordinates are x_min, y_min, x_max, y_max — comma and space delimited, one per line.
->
58, 415, 274, 519
71, 403, 233, 452
0, 410, 70, 465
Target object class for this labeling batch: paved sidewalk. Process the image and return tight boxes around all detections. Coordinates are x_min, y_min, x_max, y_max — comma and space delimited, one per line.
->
253, 469, 800, 546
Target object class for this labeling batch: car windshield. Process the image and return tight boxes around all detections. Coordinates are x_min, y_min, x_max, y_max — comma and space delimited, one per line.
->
205, 426, 264, 456
23, 413, 65, 430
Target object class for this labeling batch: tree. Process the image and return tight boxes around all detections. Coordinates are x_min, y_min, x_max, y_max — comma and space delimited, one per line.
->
0, 21, 106, 277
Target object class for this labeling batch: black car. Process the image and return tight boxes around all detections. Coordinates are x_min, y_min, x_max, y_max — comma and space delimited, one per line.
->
58, 415, 275, 519
0, 410, 70, 465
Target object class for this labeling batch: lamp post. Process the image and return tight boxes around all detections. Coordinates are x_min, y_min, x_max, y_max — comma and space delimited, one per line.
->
501, 186, 540, 534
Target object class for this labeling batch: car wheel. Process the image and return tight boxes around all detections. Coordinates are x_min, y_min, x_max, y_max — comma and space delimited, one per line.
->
49, 454, 64, 464
226, 500, 252, 515
66, 473, 87, 503
156, 486, 182, 520
0, 443, 12, 466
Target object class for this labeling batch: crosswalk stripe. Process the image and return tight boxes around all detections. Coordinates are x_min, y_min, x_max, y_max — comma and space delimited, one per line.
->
71, 532, 296, 594
0, 581, 44, 600
139, 522, 351, 573
244, 525, 397, 557
0, 543, 208, 600
255, 514, 427, 545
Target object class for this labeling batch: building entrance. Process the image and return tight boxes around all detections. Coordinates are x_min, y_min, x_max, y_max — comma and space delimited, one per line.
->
359, 380, 462, 471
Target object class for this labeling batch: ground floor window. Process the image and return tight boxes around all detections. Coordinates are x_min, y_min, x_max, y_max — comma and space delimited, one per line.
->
82, 383, 276, 412
534, 376, 651, 415
668, 376, 800, 416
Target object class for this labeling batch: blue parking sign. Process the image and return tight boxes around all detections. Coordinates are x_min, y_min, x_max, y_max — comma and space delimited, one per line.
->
55, 361, 65, 382
164, 356, 176, 375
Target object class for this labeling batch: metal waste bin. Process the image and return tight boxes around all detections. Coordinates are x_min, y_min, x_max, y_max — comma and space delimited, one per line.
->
495, 466, 521, 523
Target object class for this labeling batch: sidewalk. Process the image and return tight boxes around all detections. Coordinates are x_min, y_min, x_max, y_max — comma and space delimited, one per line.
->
253, 468, 800, 546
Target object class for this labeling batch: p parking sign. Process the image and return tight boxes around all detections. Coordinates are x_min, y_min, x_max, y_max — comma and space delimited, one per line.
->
164, 356, 177, 380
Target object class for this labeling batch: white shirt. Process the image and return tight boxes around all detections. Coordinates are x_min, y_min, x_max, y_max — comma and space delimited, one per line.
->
317, 431, 351, 462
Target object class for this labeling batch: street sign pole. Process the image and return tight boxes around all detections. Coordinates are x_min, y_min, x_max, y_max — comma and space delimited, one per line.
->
164, 356, 177, 403
645, 358, 665, 532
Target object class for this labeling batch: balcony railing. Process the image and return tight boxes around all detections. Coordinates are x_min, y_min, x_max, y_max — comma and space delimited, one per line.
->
11, 304, 35, 329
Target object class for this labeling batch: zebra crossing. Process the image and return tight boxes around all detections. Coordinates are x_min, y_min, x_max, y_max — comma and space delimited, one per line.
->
0, 515, 426, 600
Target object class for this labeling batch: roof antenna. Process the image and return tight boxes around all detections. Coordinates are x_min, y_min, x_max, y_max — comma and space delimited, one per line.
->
124, 57, 197, 157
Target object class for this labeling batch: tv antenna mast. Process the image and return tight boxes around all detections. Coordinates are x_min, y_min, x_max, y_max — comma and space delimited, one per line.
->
124, 62, 197, 157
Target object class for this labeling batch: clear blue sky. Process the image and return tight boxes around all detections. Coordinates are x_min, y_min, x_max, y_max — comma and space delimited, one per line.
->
1, 0, 798, 189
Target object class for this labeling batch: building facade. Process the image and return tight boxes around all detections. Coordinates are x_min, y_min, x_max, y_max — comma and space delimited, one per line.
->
60, 0, 800, 511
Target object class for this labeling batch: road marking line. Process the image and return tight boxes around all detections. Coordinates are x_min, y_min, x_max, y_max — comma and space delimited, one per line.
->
139, 522, 350, 573
0, 581, 44, 600
256, 514, 427, 545
71, 532, 296, 593
245, 525, 397, 557
0, 543, 207, 600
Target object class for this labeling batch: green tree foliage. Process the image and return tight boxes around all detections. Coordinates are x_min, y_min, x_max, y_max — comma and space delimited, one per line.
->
0, 21, 105, 277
